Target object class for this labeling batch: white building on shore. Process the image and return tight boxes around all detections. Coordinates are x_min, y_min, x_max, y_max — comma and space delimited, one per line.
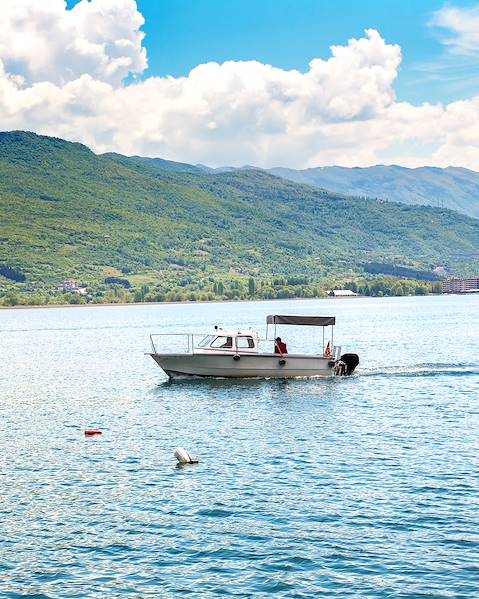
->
330, 289, 358, 297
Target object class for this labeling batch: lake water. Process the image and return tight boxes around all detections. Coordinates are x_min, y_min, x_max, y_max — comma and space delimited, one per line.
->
1, 295, 478, 598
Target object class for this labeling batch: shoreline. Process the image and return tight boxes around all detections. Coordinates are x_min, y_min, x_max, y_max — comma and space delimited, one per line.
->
0, 295, 370, 311
0, 294, 455, 312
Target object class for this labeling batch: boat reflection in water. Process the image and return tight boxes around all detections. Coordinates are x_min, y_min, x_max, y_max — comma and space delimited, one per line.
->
149, 314, 359, 380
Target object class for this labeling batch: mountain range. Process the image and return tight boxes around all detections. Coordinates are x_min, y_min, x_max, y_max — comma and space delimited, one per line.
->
199, 164, 479, 219
1, 131, 478, 302
267, 165, 479, 219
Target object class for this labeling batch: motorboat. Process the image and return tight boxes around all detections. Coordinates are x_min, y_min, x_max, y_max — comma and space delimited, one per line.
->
149, 314, 359, 379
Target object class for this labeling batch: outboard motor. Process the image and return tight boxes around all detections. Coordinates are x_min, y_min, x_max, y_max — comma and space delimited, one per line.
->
339, 353, 359, 375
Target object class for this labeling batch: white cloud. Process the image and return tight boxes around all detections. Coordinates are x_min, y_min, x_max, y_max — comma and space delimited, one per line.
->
430, 5, 479, 55
0, 0, 478, 169
0, 0, 146, 86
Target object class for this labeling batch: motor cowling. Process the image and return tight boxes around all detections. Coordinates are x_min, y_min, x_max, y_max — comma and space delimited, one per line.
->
339, 353, 359, 375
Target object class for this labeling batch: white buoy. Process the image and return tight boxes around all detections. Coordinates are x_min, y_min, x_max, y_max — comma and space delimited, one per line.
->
174, 447, 198, 464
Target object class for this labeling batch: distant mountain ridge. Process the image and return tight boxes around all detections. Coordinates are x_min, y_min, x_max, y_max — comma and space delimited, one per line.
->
196, 163, 479, 219
266, 165, 479, 219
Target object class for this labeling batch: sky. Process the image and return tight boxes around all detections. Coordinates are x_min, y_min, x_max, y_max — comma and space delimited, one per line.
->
134, 0, 479, 105
2, 0, 479, 169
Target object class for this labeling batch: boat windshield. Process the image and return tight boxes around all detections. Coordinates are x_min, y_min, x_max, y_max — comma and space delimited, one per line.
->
198, 335, 215, 348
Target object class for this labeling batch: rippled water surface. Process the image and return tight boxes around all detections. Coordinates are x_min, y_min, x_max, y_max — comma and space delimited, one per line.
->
1, 295, 478, 598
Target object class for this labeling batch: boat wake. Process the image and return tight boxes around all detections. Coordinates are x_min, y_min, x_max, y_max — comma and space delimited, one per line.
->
155, 363, 479, 386
357, 362, 479, 379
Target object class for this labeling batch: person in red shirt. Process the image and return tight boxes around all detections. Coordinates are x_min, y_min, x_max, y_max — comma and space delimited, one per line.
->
274, 337, 288, 354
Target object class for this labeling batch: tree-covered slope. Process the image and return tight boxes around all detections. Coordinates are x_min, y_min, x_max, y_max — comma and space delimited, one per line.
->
1, 131, 478, 301
268, 165, 479, 218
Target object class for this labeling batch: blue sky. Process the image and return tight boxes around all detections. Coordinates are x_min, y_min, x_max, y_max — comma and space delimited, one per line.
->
131, 0, 478, 104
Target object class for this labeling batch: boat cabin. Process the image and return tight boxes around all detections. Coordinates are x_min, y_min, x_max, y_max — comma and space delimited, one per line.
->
195, 328, 259, 353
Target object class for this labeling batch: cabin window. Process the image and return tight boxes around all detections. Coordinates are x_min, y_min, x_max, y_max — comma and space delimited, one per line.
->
237, 336, 255, 349
211, 336, 233, 348
198, 335, 215, 348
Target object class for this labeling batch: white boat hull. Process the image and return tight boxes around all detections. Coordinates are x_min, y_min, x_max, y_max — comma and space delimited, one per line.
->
150, 352, 338, 379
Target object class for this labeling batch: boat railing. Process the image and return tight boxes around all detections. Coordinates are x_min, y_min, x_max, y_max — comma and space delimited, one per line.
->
150, 333, 194, 354
150, 334, 344, 359
259, 338, 342, 358
257, 338, 276, 354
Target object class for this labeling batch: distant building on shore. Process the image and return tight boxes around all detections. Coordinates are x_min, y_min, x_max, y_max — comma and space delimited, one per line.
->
442, 277, 479, 294
330, 289, 358, 297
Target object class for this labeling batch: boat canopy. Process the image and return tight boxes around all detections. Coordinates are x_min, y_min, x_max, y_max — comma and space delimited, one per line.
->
266, 315, 335, 326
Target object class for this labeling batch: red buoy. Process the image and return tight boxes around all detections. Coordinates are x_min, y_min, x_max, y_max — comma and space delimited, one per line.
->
84, 429, 102, 436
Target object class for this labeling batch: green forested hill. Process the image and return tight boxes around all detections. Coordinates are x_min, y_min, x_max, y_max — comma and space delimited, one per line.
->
1, 131, 478, 303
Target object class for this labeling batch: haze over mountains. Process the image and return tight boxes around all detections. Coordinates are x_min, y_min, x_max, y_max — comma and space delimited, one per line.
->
268, 165, 479, 219
199, 164, 479, 219
1, 131, 479, 301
